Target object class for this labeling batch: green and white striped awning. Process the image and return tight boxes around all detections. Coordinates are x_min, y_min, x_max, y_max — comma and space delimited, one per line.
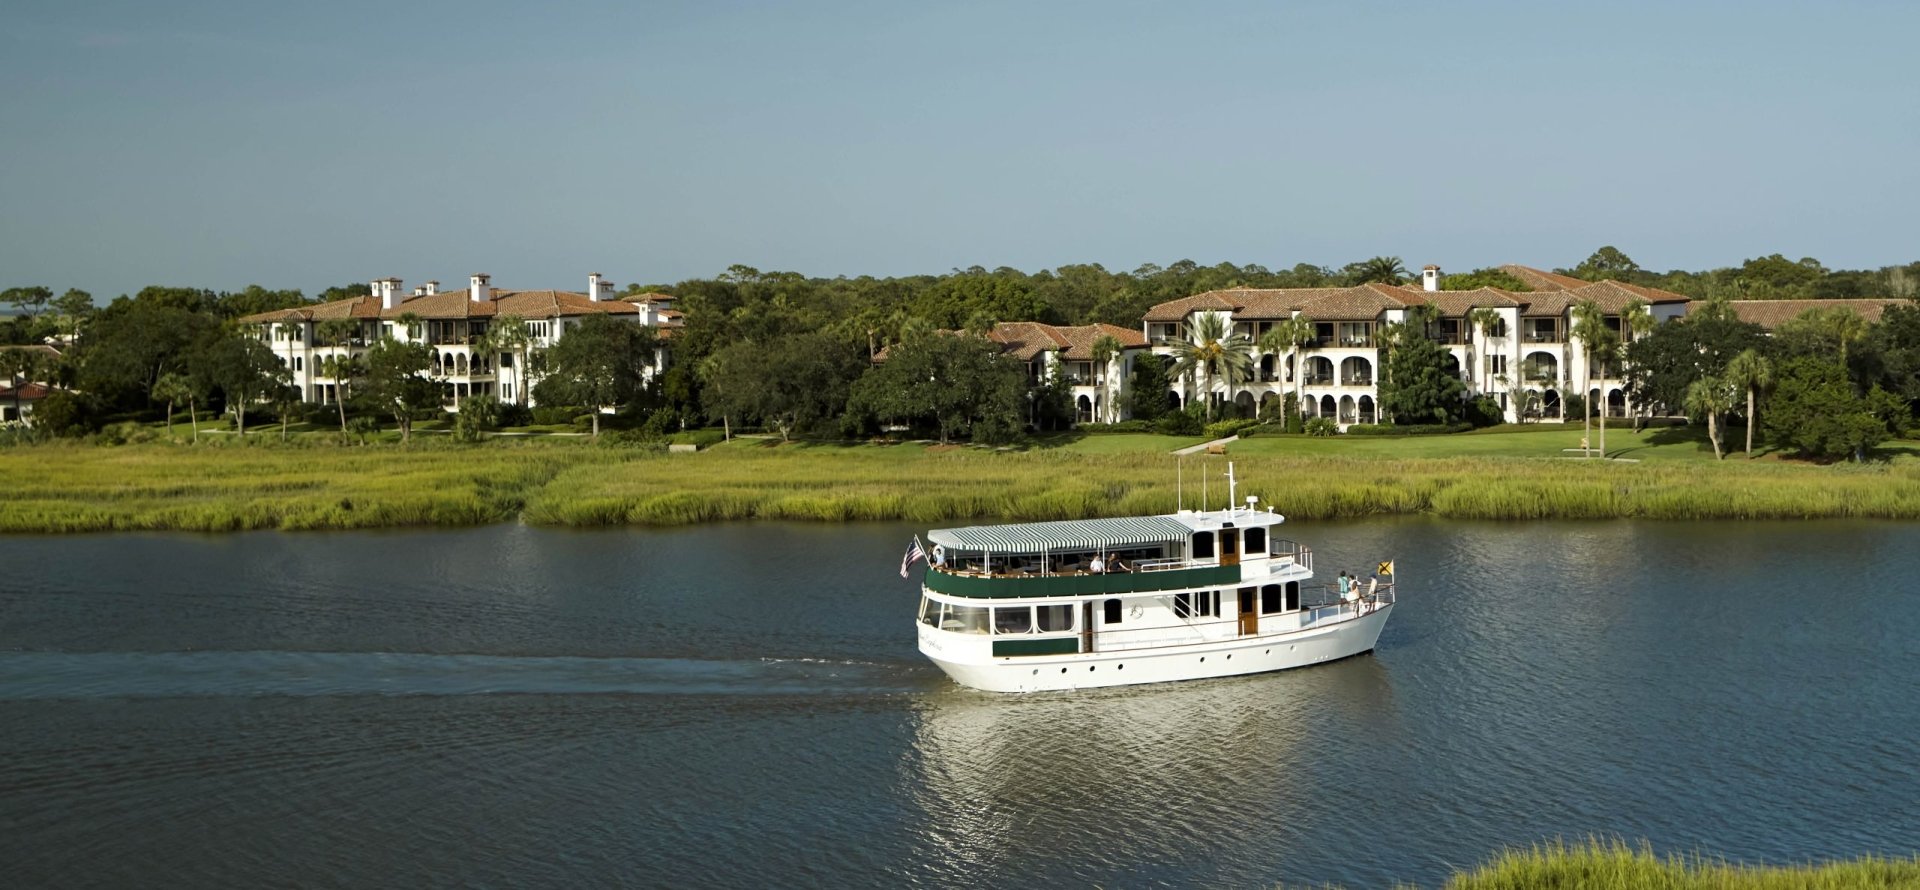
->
928, 516, 1194, 554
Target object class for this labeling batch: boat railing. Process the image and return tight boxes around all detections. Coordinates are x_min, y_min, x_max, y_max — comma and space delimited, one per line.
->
1087, 583, 1397, 654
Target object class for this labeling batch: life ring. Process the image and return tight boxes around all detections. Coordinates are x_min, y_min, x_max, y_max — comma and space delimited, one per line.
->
931, 544, 946, 563
1129, 605, 1143, 620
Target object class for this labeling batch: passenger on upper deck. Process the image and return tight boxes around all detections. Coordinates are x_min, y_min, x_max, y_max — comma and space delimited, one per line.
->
1089, 554, 1106, 574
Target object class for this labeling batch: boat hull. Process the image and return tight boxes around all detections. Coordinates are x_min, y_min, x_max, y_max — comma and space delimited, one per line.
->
924, 603, 1393, 693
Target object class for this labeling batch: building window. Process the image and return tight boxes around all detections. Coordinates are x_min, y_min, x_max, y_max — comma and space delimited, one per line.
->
293, 357, 302, 372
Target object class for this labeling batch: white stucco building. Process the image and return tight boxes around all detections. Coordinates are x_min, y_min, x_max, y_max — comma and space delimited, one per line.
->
240, 273, 679, 410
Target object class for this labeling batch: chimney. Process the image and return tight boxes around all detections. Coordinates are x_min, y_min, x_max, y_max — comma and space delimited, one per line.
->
379, 278, 402, 311
589, 272, 604, 302
1422, 265, 1441, 292
413, 285, 427, 297
470, 273, 491, 303
426, 280, 440, 295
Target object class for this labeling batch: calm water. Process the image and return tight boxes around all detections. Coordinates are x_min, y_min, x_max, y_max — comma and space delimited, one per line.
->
2, 519, 1917, 887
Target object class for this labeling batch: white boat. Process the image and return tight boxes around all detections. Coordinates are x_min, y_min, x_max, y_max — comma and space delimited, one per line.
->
912, 469, 1396, 693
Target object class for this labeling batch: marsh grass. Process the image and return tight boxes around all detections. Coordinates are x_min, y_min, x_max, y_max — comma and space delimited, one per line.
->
0, 440, 614, 532
1440, 839, 1920, 889
8, 437, 1920, 532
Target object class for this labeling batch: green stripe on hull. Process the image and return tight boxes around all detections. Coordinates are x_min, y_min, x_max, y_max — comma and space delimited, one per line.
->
991, 637, 1081, 657
925, 564, 1240, 599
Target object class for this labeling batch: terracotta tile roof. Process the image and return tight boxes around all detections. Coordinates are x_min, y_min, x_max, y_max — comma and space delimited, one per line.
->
0, 382, 53, 401
621, 292, 676, 304
1519, 291, 1576, 317
1561, 280, 1689, 311
1142, 292, 1240, 322
0, 344, 63, 359
1292, 285, 1408, 321
1709, 299, 1908, 329
987, 322, 1071, 361
1394, 286, 1525, 315
238, 295, 382, 324
1500, 264, 1591, 292
1051, 323, 1150, 360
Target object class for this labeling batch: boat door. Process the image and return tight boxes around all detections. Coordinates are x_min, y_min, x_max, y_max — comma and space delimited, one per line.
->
1237, 586, 1257, 635
1220, 524, 1239, 567
1082, 601, 1095, 653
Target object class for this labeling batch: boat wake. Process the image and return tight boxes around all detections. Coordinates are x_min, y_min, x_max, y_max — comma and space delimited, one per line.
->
0, 650, 929, 700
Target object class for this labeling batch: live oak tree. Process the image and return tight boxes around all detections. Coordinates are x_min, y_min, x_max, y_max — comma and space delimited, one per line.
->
195, 332, 284, 436
1761, 357, 1901, 462
845, 332, 1024, 444
537, 315, 658, 437
699, 331, 865, 441
1379, 304, 1468, 425
362, 337, 439, 443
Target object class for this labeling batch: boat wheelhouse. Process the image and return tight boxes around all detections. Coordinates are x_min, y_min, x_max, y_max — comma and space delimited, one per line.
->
913, 487, 1395, 692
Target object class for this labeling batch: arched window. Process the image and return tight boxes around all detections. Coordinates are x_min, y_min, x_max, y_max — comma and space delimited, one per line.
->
1284, 580, 1300, 611
1191, 531, 1215, 559
1103, 598, 1122, 625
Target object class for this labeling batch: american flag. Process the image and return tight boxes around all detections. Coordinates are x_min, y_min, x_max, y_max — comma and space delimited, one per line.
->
900, 536, 926, 578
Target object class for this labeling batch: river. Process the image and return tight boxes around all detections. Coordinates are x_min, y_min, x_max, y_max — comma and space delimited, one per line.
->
1, 519, 1916, 887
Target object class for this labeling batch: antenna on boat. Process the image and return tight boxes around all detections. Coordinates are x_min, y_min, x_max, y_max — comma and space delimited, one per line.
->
1225, 462, 1237, 513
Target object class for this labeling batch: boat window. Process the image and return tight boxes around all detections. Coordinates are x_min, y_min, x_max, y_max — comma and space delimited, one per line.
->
1103, 598, 1122, 625
1036, 604, 1073, 632
1173, 592, 1192, 619
919, 595, 939, 626
1245, 528, 1266, 554
994, 606, 1032, 635
1260, 584, 1283, 614
1202, 591, 1220, 617
940, 604, 989, 634
1191, 532, 1214, 559
1285, 581, 1300, 612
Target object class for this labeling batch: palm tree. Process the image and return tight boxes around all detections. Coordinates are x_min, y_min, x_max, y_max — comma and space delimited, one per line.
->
1684, 374, 1738, 460
1466, 307, 1503, 397
485, 315, 533, 405
395, 312, 423, 341
1724, 348, 1772, 457
1570, 300, 1615, 456
315, 353, 360, 435
1258, 315, 1317, 428
151, 372, 195, 437
273, 378, 301, 441
1169, 313, 1252, 422
316, 317, 357, 349
1089, 333, 1124, 422
1619, 298, 1653, 429
963, 310, 997, 338
1348, 256, 1409, 285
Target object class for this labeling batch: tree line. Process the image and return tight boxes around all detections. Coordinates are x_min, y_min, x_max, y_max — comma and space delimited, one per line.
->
4, 247, 1918, 449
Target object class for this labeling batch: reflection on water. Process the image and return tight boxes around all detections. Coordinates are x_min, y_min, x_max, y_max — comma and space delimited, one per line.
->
908, 657, 1399, 886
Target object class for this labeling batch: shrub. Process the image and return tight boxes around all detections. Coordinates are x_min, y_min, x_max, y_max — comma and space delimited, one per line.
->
34, 391, 95, 438
1155, 406, 1203, 436
453, 395, 502, 443
1305, 417, 1340, 437
1463, 396, 1506, 428
1203, 417, 1261, 440
1077, 420, 1153, 433
531, 405, 584, 426
1344, 422, 1474, 436
495, 402, 533, 428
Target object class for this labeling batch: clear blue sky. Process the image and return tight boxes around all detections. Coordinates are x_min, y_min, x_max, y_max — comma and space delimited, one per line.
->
3, 0, 1915, 300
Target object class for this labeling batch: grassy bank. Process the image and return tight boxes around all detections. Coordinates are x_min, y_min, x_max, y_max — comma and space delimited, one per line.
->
1430, 839, 1920, 889
5, 428, 1920, 532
